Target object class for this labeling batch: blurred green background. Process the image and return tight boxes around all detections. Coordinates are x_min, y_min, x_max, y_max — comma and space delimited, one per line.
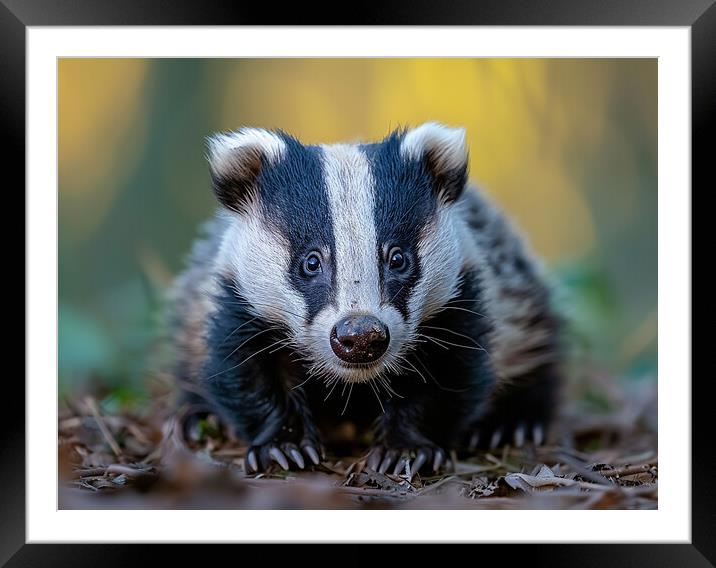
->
58, 58, 657, 407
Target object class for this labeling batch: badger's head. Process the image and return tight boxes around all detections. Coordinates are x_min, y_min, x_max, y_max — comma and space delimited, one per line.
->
208, 123, 469, 384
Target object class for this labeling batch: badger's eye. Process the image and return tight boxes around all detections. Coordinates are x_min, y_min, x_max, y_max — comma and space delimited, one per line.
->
388, 247, 406, 271
303, 252, 322, 275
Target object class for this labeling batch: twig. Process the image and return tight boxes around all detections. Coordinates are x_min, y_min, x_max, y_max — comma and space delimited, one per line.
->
74, 480, 100, 492
126, 423, 152, 446
73, 467, 108, 479
598, 463, 657, 479
84, 396, 122, 459
418, 475, 468, 496
337, 486, 412, 499
551, 452, 612, 486
106, 464, 154, 477
576, 480, 622, 492
624, 482, 658, 496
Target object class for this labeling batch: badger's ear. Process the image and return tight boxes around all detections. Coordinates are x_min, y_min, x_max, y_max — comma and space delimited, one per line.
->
400, 122, 468, 203
206, 128, 286, 212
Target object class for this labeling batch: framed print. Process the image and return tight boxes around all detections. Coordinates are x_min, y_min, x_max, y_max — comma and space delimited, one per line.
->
6, 0, 710, 563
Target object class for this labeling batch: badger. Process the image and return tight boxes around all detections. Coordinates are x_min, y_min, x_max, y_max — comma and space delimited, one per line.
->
168, 122, 562, 476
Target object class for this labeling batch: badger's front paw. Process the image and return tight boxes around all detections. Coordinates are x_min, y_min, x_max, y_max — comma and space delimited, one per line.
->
245, 436, 325, 473
470, 366, 558, 450
365, 444, 449, 478
469, 419, 547, 451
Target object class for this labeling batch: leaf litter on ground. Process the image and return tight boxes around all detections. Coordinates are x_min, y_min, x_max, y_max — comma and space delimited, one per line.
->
58, 372, 657, 510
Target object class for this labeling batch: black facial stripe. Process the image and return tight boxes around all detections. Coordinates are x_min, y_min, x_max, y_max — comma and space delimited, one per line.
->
363, 131, 438, 319
255, 133, 335, 323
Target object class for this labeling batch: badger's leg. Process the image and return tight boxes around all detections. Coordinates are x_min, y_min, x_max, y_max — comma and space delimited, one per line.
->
366, 346, 496, 477
365, 271, 497, 476
205, 363, 324, 472
200, 288, 324, 472
469, 362, 561, 450
365, 390, 451, 477
175, 385, 221, 443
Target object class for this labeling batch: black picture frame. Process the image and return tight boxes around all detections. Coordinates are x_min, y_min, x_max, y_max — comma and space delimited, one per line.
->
5, 0, 710, 564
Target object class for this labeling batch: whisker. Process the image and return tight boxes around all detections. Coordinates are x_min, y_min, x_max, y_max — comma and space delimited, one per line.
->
324, 378, 340, 402
413, 352, 471, 393
227, 339, 284, 368
367, 380, 385, 414
220, 326, 281, 363
420, 325, 488, 351
291, 374, 314, 391
268, 337, 295, 354
379, 376, 403, 398
443, 298, 483, 306
219, 316, 260, 345
341, 382, 354, 416
416, 333, 450, 351
403, 358, 428, 384
435, 305, 487, 318
206, 336, 290, 380
418, 332, 483, 351
387, 285, 405, 304
376, 378, 392, 398
411, 354, 437, 386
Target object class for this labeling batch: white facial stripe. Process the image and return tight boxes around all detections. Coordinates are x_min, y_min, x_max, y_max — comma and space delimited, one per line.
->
215, 207, 306, 334
207, 128, 286, 174
321, 144, 380, 315
310, 144, 425, 383
408, 207, 464, 325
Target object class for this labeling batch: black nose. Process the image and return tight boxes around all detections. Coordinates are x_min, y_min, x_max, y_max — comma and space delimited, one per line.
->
330, 314, 390, 364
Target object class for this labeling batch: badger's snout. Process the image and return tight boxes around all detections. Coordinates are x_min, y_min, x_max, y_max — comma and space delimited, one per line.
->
330, 314, 390, 364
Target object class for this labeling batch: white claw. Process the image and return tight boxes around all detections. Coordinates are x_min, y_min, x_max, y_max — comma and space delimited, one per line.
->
532, 424, 545, 446
246, 451, 258, 473
411, 452, 427, 477
513, 424, 525, 448
469, 432, 480, 450
489, 429, 503, 450
269, 447, 289, 470
289, 449, 305, 469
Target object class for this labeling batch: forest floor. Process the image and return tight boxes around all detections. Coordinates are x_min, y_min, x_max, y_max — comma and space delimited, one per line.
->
58, 371, 657, 510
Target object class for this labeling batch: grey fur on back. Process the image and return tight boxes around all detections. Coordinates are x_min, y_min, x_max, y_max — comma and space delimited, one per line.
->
457, 185, 561, 384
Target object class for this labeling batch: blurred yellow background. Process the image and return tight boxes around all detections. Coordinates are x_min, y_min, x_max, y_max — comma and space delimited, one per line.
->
58, 58, 657, 404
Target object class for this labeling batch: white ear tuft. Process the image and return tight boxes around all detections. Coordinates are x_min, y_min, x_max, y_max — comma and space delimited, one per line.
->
207, 128, 286, 175
400, 122, 468, 202
205, 128, 286, 212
